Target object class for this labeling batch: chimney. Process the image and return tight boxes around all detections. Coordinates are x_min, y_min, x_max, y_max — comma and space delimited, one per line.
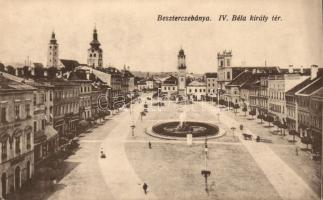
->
311, 65, 318, 80
288, 65, 293, 73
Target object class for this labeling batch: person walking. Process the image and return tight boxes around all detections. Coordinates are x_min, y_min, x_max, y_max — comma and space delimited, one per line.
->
148, 141, 152, 149
143, 183, 148, 194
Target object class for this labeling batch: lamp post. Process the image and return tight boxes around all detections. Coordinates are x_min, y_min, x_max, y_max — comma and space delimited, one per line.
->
201, 145, 211, 194
231, 127, 236, 138
131, 124, 135, 137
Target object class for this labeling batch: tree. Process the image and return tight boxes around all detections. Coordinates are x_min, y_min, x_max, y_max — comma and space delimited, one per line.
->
47, 67, 58, 79
257, 114, 264, 124
266, 115, 274, 127
289, 130, 297, 142
6, 65, 15, 75
242, 106, 248, 116
301, 137, 312, 150
249, 110, 256, 119
233, 104, 240, 114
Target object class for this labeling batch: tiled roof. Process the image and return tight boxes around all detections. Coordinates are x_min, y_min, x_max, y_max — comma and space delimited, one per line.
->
286, 78, 311, 95
297, 77, 323, 95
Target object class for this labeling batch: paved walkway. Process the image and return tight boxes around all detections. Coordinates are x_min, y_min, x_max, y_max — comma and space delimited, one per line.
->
202, 102, 319, 200
98, 102, 158, 200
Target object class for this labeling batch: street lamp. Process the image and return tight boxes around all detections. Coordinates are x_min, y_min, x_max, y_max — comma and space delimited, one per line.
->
231, 127, 236, 139
131, 124, 136, 137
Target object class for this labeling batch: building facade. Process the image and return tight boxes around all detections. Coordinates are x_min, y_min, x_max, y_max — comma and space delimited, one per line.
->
0, 76, 36, 199
186, 80, 206, 101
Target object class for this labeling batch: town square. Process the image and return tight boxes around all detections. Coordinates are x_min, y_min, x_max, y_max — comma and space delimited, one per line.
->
0, 0, 322, 200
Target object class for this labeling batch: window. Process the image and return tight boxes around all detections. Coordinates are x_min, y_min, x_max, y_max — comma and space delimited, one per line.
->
34, 121, 37, 133
1, 141, 7, 160
34, 94, 37, 106
42, 119, 46, 130
26, 132, 31, 150
1, 107, 7, 123
15, 105, 20, 120
25, 104, 30, 117
227, 72, 230, 79
15, 136, 21, 154
173, 87, 175, 90
50, 92, 53, 101
227, 59, 230, 66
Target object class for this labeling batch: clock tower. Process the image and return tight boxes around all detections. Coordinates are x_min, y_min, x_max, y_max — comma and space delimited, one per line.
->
177, 48, 187, 96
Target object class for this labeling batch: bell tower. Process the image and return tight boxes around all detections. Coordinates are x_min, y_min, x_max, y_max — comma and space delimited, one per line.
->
47, 32, 59, 68
177, 48, 187, 96
87, 27, 103, 68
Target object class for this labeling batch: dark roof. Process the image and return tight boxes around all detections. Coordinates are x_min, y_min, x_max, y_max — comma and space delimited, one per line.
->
205, 73, 217, 78
60, 59, 80, 70
163, 75, 177, 85
312, 88, 323, 99
0, 74, 35, 91
297, 77, 323, 95
227, 71, 253, 87
286, 78, 311, 96
33, 63, 44, 68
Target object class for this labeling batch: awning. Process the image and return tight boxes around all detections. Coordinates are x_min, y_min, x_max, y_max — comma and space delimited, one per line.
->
45, 125, 58, 140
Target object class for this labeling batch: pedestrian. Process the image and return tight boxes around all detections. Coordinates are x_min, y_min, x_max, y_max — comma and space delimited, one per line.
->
143, 183, 148, 194
295, 146, 299, 156
256, 136, 260, 142
148, 141, 152, 149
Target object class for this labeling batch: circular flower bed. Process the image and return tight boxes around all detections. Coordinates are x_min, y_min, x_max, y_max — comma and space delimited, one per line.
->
152, 121, 219, 138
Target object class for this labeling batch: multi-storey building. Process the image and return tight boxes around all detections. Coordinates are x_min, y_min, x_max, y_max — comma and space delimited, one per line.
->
217, 50, 279, 92
0, 76, 36, 198
310, 88, 323, 154
51, 79, 80, 144
258, 76, 269, 115
161, 75, 178, 97
68, 71, 92, 119
205, 73, 218, 100
267, 74, 309, 123
1, 72, 59, 167
186, 80, 206, 101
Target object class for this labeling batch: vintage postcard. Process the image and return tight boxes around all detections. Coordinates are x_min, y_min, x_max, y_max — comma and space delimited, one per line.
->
0, 0, 322, 199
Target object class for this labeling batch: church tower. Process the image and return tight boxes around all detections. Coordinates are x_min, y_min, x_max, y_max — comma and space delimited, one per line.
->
87, 27, 103, 68
47, 32, 59, 68
177, 48, 187, 96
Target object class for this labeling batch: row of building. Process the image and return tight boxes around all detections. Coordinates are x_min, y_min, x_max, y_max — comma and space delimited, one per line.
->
0, 28, 137, 198
134, 49, 322, 156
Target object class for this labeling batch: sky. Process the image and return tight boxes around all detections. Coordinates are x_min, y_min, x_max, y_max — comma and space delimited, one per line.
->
0, 0, 321, 73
